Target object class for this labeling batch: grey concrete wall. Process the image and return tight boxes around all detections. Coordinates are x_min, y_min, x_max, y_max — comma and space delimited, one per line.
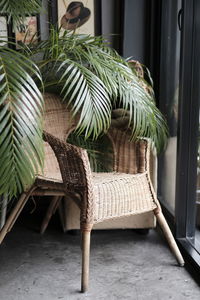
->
123, 0, 147, 62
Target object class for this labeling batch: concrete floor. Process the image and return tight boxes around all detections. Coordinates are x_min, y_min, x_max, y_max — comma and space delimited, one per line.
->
0, 210, 200, 300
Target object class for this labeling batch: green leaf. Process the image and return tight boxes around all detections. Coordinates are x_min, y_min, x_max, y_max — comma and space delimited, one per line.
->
0, 47, 44, 200
0, 0, 42, 25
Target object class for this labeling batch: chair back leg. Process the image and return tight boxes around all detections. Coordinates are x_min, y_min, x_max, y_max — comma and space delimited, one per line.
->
81, 224, 93, 293
154, 207, 185, 266
40, 195, 62, 234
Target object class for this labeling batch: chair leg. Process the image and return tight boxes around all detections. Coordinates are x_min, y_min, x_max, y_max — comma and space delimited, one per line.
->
154, 207, 184, 266
40, 196, 62, 234
0, 187, 35, 244
81, 224, 92, 293
58, 197, 67, 233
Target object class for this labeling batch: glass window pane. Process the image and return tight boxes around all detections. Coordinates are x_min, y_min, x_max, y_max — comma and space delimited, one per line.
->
195, 114, 200, 252
158, 0, 181, 214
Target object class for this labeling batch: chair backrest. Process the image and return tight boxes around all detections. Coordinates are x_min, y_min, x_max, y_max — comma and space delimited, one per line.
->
43, 93, 78, 141
41, 93, 77, 180
67, 131, 114, 172
108, 127, 157, 189
107, 127, 149, 174
67, 126, 150, 175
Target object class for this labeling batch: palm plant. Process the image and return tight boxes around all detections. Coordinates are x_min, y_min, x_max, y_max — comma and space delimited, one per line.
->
0, 2, 168, 201
27, 28, 168, 148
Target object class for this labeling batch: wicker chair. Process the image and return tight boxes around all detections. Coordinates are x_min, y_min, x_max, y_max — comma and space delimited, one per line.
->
0, 93, 184, 293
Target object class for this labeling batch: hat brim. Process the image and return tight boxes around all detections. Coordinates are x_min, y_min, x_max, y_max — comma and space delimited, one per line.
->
61, 7, 91, 30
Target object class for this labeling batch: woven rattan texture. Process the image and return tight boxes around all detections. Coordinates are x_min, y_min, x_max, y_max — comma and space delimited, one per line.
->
43, 131, 95, 225
43, 93, 77, 141
41, 93, 76, 180
92, 172, 157, 223
108, 128, 148, 174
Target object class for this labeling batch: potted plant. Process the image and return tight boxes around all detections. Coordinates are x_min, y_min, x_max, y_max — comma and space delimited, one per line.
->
0, 1, 168, 202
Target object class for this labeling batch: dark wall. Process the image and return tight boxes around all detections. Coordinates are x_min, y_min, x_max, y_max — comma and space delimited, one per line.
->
95, 0, 162, 100
96, 0, 155, 66
123, 0, 147, 62
95, 0, 124, 54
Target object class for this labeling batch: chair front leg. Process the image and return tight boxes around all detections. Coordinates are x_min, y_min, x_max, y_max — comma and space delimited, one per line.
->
0, 187, 36, 244
81, 224, 93, 293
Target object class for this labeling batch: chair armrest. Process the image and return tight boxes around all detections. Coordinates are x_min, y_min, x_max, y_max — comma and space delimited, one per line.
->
137, 139, 149, 173
43, 131, 95, 225
43, 131, 92, 191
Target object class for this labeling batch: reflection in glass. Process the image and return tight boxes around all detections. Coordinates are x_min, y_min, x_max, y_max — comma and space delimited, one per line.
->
195, 117, 200, 251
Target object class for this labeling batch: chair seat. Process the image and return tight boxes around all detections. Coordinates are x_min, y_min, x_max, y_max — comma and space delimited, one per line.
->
36, 175, 63, 183
92, 172, 157, 223
35, 171, 157, 223
34, 175, 64, 191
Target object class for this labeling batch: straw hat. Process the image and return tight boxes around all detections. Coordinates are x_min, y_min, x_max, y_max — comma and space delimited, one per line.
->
61, 1, 91, 30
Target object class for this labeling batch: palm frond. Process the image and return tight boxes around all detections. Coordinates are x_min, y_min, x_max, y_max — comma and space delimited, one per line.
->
57, 57, 111, 138
0, 47, 44, 199
0, 0, 42, 25
115, 75, 168, 152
